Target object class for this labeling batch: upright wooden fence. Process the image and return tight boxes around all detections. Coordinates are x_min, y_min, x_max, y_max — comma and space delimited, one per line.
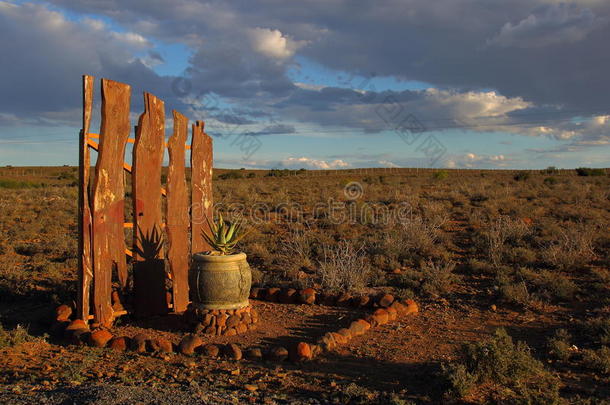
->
77, 75, 213, 327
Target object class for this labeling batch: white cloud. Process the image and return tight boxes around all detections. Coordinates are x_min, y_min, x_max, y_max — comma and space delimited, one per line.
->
423, 89, 531, 119
280, 156, 349, 169
249, 27, 305, 60
446, 152, 510, 168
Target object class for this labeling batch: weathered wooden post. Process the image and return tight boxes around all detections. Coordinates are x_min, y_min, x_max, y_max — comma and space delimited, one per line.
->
132, 92, 167, 316
91, 79, 131, 327
77, 75, 94, 321
166, 111, 190, 313
191, 121, 213, 254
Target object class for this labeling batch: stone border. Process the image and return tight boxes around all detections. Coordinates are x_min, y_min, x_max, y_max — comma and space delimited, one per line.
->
183, 304, 259, 336
51, 288, 418, 364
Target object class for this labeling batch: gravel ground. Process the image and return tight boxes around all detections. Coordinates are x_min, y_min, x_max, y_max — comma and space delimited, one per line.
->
0, 383, 324, 405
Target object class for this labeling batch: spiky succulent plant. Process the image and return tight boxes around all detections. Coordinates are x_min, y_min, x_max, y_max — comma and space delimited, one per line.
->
202, 212, 250, 255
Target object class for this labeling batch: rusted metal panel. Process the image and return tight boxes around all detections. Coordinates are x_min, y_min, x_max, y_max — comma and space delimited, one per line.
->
77, 75, 94, 321
91, 78, 131, 327
190, 121, 213, 254
132, 92, 168, 316
167, 111, 190, 312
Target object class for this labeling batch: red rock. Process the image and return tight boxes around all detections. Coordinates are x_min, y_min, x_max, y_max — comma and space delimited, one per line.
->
225, 343, 242, 360
310, 344, 322, 358
223, 328, 237, 336
89, 330, 113, 347
391, 268, 402, 274
108, 336, 128, 351
278, 288, 297, 304
378, 294, 394, 308
226, 315, 240, 328
216, 313, 228, 327
298, 288, 316, 305
179, 334, 202, 355
404, 299, 419, 315
335, 292, 352, 307
364, 315, 378, 328
291, 342, 312, 362
65, 319, 88, 332
151, 338, 173, 353
236, 323, 248, 334
349, 321, 366, 336
130, 333, 149, 353
204, 326, 216, 335
245, 348, 263, 360
318, 334, 336, 351
522, 217, 533, 226
337, 328, 352, 340
241, 312, 252, 324
331, 332, 347, 345
201, 344, 220, 357
265, 288, 281, 302
250, 309, 259, 323
55, 305, 72, 322
373, 308, 389, 325
391, 301, 407, 316
268, 346, 288, 361
386, 306, 398, 321
203, 313, 214, 326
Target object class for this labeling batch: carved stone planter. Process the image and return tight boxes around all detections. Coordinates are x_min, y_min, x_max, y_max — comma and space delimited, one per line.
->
191, 252, 251, 310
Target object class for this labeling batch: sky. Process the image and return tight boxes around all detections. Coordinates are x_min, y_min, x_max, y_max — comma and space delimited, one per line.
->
0, 0, 609, 169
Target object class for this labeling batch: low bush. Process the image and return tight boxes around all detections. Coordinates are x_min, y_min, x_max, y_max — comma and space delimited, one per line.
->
576, 167, 606, 177
317, 241, 371, 291
432, 170, 448, 180
0, 323, 39, 348
0, 179, 43, 189
394, 259, 459, 297
514, 171, 530, 181
544, 176, 558, 186
218, 171, 244, 180
547, 329, 572, 361
583, 347, 610, 375
443, 328, 562, 403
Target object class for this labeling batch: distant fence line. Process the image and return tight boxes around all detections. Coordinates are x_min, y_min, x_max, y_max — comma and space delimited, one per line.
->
0, 166, 608, 180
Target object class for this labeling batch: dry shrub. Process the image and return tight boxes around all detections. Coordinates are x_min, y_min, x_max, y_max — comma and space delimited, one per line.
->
443, 328, 561, 403
0, 323, 40, 348
317, 241, 371, 291
547, 329, 573, 361
481, 216, 531, 267
395, 259, 459, 297
544, 224, 595, 271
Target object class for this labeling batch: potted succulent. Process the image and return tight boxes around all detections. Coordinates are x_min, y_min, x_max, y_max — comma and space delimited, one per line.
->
190, 213, 252, 309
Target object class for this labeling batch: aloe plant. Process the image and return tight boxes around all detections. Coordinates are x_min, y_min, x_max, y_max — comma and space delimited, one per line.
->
202, 212, 250, 255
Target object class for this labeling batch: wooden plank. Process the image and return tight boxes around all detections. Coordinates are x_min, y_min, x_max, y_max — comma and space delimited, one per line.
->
87, 140, 168, 195
132, 93, 165, 260
167, 111, 190, 312
91, 78, 131, 327
190, 121, 213, 254
132, 92, 168, 316
77, 75, 94, 321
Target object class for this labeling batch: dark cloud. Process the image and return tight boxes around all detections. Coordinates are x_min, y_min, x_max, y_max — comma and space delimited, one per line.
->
2, 0, 609, 153
243, 124, 295, 136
